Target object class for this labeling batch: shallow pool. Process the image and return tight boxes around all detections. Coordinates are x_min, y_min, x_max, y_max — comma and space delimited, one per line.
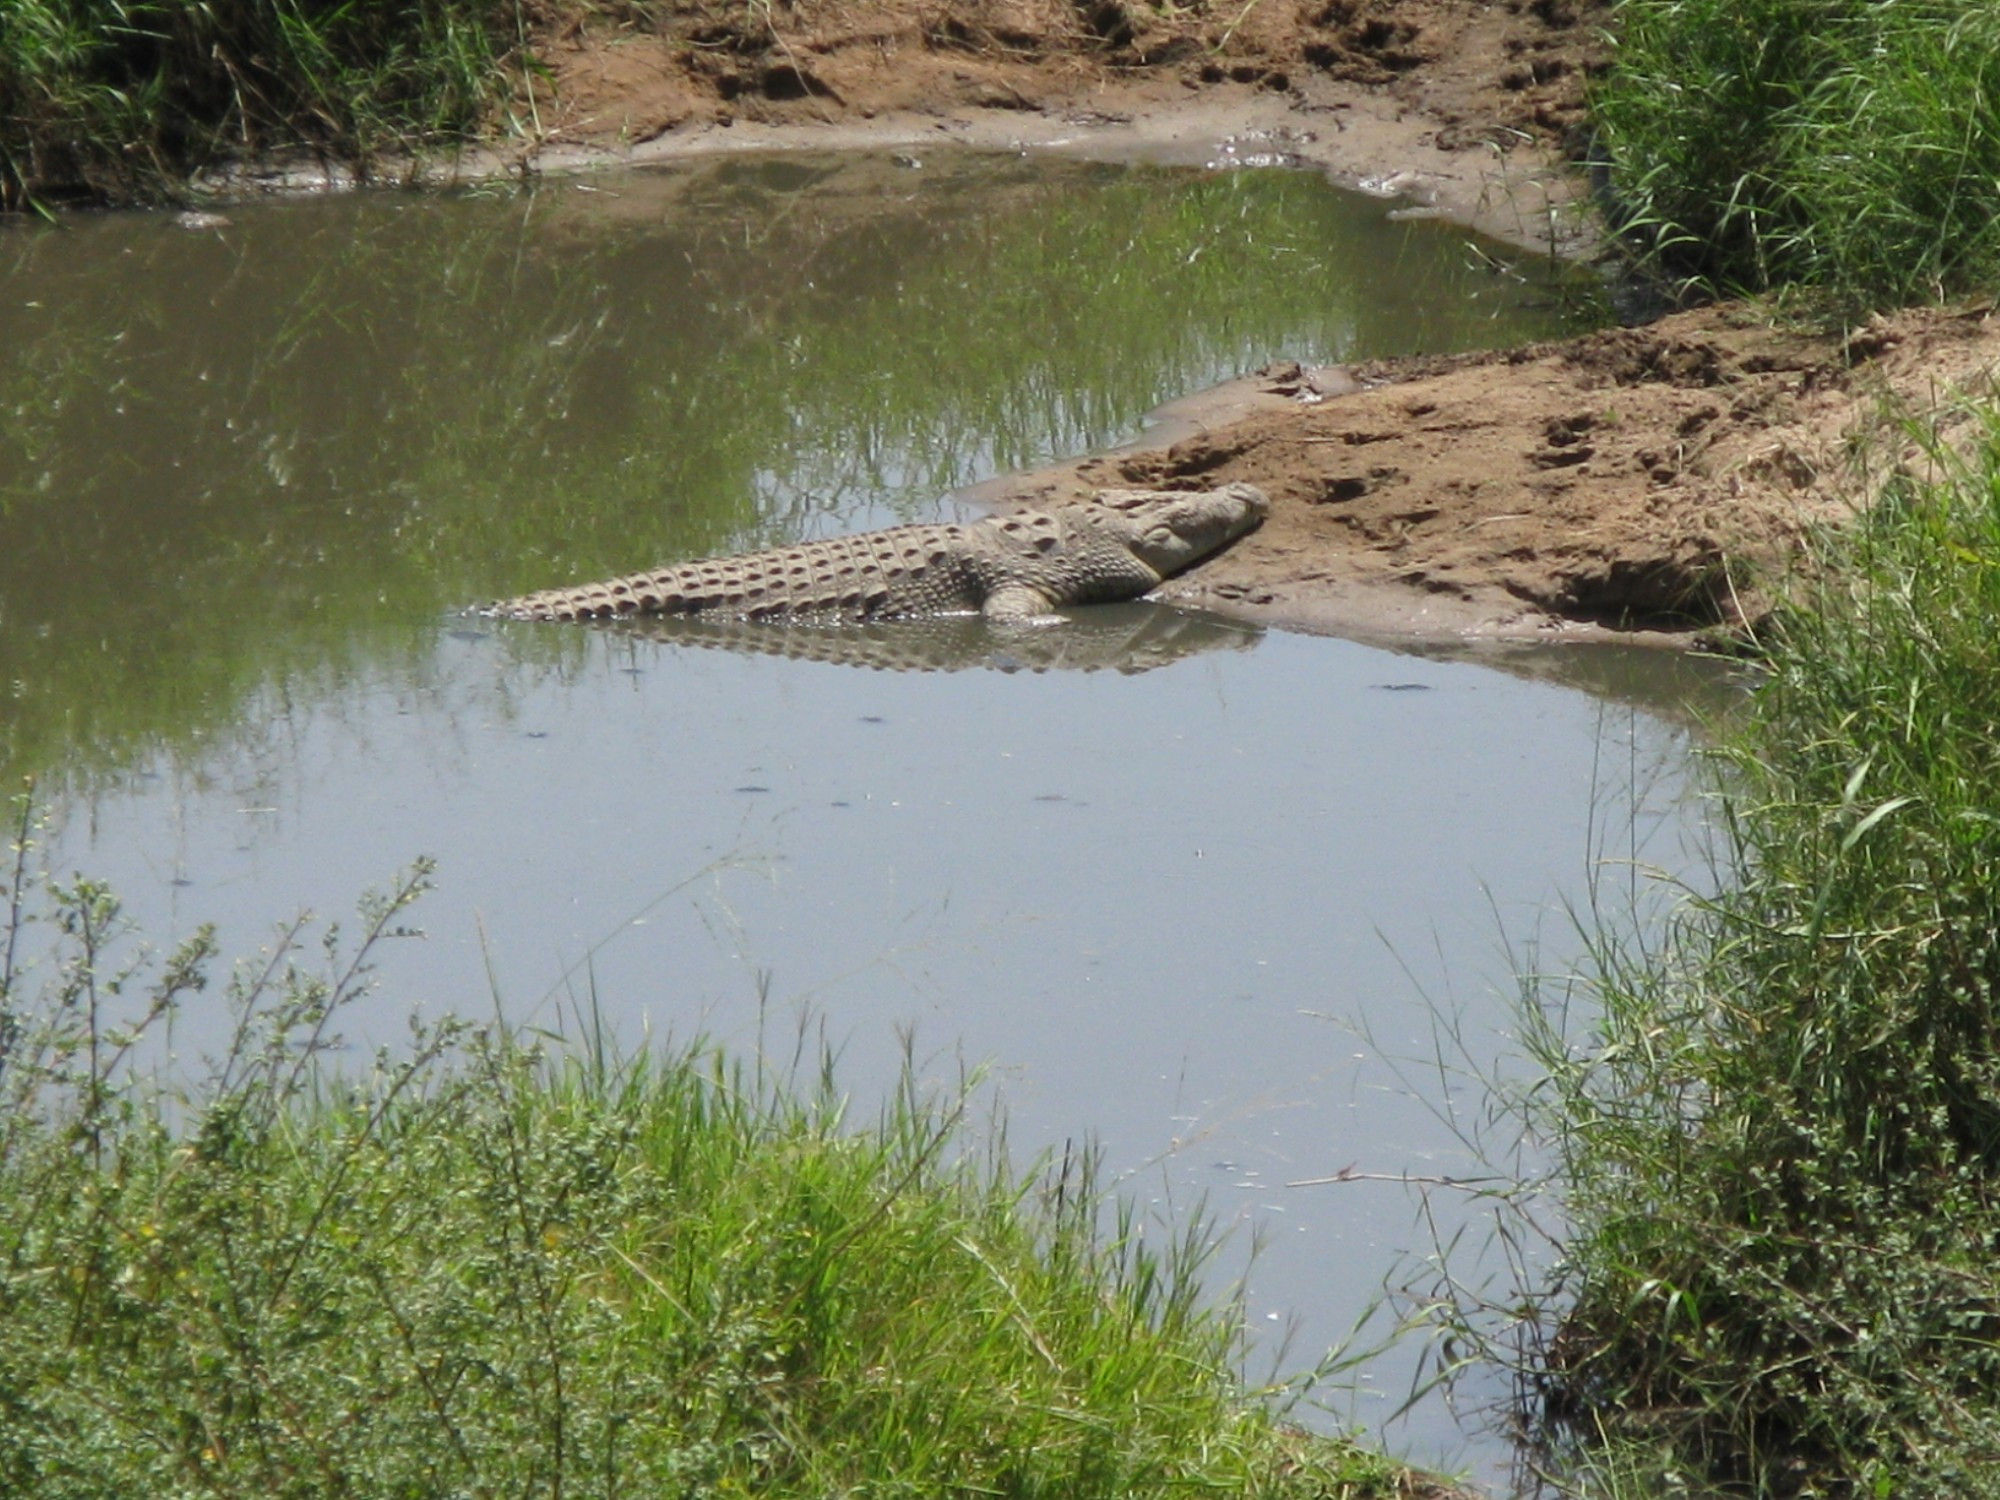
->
0, 150, 1712, 1481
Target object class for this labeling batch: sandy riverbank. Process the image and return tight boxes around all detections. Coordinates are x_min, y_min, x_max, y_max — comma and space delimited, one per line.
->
480, 0, 2000, 644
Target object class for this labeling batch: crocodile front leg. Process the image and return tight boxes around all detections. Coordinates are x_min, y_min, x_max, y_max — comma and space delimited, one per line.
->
981, 583, 1065, 621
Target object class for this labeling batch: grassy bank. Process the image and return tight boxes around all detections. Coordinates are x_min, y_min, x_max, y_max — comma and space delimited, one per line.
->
1591, 0, 2000, 309
0, 0, 533, 209
1519, 404, 2000, 1494
0, 829, 1421, 1500
1492, 0, 2000, 1489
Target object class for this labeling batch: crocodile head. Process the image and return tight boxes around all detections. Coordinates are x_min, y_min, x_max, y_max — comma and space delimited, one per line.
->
1087, 483, 1270, 576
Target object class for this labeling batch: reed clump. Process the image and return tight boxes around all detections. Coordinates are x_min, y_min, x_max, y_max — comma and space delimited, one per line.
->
1590, 0, 2000, 310
0, 0, 532, 209
0, 822, 1412, 1499
1524, 404, 2000, 1495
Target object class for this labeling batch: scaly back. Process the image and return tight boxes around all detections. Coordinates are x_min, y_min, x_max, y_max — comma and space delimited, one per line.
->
490, 524, 988, 623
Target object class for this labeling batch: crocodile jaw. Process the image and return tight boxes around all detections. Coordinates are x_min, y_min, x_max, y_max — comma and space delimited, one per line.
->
1096, 483, 1270, 578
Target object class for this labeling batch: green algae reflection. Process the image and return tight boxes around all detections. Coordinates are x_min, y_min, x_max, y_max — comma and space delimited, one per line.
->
0, 152, 1606, 788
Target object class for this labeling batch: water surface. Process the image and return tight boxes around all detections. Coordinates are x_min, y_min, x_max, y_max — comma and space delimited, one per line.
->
0, 150, 1606, 787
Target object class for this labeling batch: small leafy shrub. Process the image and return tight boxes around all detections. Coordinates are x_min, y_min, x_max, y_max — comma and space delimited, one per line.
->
0, 799, 1409, 1499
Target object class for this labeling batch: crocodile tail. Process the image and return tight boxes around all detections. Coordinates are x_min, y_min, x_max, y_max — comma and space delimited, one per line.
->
489, 524, 980, 622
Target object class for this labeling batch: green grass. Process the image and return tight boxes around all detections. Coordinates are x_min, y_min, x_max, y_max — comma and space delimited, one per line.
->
1515, 397, 2000, 1494
0, 0, 533, 209
0, 814, 1419, 1500
1591, 0, 2000, 310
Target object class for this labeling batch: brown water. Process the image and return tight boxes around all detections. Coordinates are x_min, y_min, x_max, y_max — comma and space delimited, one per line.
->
0, 151, 1722, 1482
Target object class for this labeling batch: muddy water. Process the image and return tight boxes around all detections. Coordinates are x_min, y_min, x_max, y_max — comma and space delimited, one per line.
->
0, 153, 1705, 1478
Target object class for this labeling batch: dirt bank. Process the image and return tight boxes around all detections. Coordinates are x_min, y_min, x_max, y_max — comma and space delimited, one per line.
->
1014, 302, 2000, 643
523, 0, 1607, 253
519, 0, 2000, 644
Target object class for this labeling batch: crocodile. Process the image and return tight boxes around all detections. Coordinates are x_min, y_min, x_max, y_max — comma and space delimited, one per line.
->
485, 484, 1267, 624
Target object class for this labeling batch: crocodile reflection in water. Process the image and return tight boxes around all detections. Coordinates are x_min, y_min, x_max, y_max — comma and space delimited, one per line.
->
591, 602, 1262, 675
